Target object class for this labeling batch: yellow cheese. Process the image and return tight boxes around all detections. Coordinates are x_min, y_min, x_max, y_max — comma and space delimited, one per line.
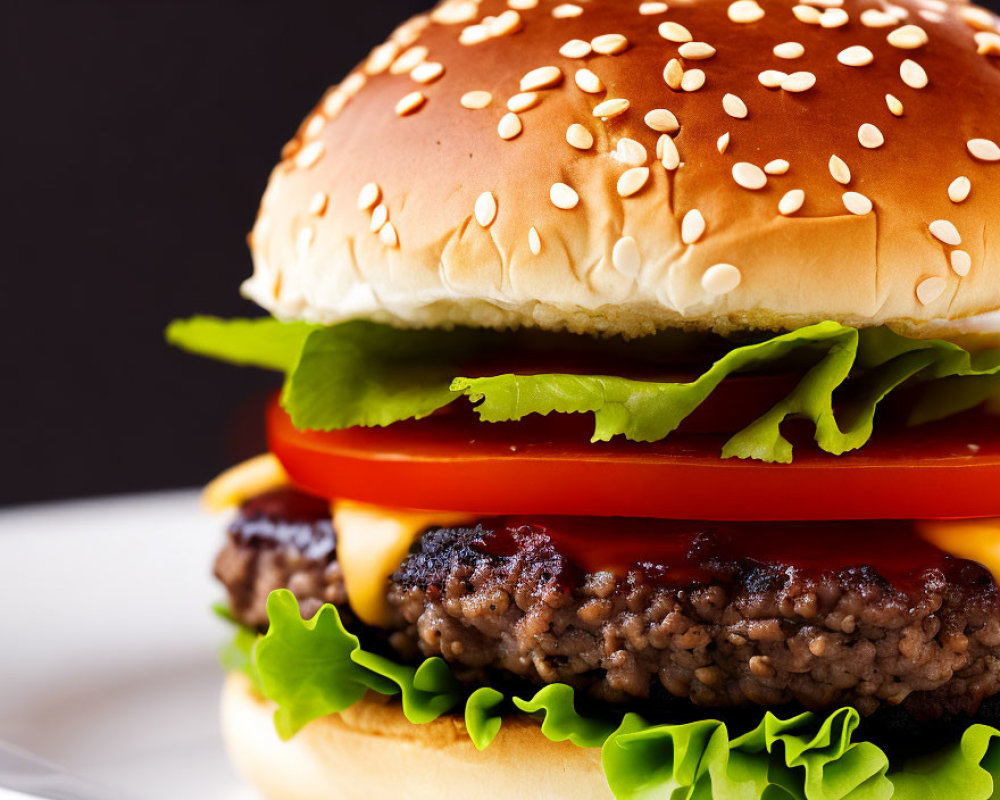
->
333, 500, 476, 627
918, 519, 1000, 582
201, 454, 290, 512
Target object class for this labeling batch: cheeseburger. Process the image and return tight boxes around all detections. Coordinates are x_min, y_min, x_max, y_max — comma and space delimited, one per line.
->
169, 0, 1000, 797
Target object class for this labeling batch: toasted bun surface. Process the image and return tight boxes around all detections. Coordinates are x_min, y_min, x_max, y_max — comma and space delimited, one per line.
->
244, 0, 1000, 337
220, 672, 612, 800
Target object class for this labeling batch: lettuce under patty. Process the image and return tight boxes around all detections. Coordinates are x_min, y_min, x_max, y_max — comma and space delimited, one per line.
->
223, 590, 1000, 800
167, 317, 1000, 463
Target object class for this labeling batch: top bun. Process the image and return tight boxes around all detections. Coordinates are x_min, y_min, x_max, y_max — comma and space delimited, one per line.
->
243, 0, 1000, 337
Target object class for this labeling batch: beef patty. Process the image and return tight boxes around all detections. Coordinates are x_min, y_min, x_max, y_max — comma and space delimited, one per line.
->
215, 489, 1000, 721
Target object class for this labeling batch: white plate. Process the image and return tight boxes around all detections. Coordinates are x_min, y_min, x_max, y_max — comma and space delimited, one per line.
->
0, 491, 257, 800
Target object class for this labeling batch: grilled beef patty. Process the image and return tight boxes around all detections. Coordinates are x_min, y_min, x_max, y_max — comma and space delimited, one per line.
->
215, 488, 1000, 722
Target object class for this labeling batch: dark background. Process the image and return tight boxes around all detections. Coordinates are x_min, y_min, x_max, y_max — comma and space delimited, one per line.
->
1, 0, 433, 506
2, 0, 998, 506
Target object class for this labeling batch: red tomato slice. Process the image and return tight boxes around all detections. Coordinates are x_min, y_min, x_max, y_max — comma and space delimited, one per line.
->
268, 399, 1000, 521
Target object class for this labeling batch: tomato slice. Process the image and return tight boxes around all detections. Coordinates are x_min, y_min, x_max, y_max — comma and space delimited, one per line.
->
268, 399, 1000, 521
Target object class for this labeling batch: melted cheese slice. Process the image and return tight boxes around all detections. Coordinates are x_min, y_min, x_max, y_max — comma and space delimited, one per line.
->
919, 519, 1000, 583
201, 454, 290, 512
333, 501, 476, 627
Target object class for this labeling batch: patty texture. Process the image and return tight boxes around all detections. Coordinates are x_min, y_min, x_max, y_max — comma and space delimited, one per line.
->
216, 489, 1000, 720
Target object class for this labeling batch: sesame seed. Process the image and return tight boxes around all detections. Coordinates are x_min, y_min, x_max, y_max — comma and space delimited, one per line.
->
521, 66, 563, 92
900, 59, 928, 89
508, 0, 538, 9
593, 98, 630, 117
819, 8, 849, 27
961, 6, 997, 30
617, 167, 651, 197
366, 42, 400, 75
774, 41, 805, 59
370, 204, 388, 232
976, 32, 1000, 56
296, 226, 314, 257
552, 3, 583, 18
431, 0, 478, 24
616, 138, 648, 166
967, 139, 1000, 161
929, 220, 961, 246
659, 22, 693, 43
308, 191, 328, 216
728, 0, 765, 23
661, 135, 681, 169
390, 45, 429, 75
488, 9, 523, 36
842, 191, 873, 214
793, 5, 823, 24
459, 24, 490, 46
861, 9, 896, 27
682, 209, 706, 244
461, 91, 493, 109
395, 91, 427, 116
379, 221, 399, 248
475, 192, 498, 227
681, 69, 706, 91
723, 93, 748, 118
702, 264, 742, 295
948, 176, 971, 203
357, 182, 381, 211
592, 34, 630, 55
886, 94, 904, 116
920, 9, 943, 23
612, 236, 641, 276
294, 141, 325, 169
550, 183, 580, 209
640, 2, 669, 15
528, 226, 542, 255
733, 162, 767, 190
508, 92, 540, 112
888, 25, 929, 49
858, 123, 885, 149
829, 155, 852, 184
838, 46, 874, 66
765, 159, 790, 174
782, 72, 816, 92
717, 132, 731, 153
758, 70, 788, 88
916, 276, 946, 305
498, 113, 523, 140
560, 39, 593, 58
411, 61, 445, 84
303, 113, 325, 140
664, 59, 684, 89
679, 42, 717, 59
575, 68, 605, 93
645, 108, 680, 133
887, 4, 910, 21
951, 250, 972, 277
566, 123, 595, 150
779, 189, 805, 215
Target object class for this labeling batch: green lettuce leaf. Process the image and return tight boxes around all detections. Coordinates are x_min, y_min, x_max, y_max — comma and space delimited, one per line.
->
220, 593, 1000, 799
169, 317, 1000, 462
167, 316, 318, 372
254, 590, 397, 739
280, 321, 486, 430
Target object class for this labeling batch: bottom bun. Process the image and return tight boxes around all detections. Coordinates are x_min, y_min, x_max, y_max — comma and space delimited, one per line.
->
220, 672, 612, 800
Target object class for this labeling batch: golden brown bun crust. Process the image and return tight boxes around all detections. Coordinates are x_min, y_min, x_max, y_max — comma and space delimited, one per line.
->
245, 0, 1000, 336
220, 672, 612, 800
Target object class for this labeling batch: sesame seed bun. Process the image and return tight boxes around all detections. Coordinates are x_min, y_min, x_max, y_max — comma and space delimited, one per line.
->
220, 672, 611, 800
244, 0, 1000, 337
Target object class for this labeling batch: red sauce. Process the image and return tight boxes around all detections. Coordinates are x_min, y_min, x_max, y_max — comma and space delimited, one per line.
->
475, 516, 960, 590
